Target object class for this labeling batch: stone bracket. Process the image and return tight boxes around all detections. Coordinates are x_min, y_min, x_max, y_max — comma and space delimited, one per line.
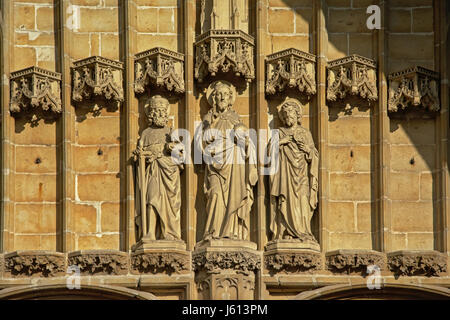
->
264, 249, 322, 274
67, 250, 129, 276
4, 251, 66, 278
72, 56, 124, 104
326, 250, 386, 274
194, 29, 255, 83
266, 48, 316, 97
10, 66, 62, 118
131, 249, 190, 275
134, 47, 185, 95
388, 66, 440, 113
387, 250, 447, 277
326, 54, 378, 105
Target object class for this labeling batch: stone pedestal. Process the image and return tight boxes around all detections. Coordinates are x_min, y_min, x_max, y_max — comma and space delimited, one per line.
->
264, 240, 322, 274
131, 239, 190, 275
192, 239, 261, 300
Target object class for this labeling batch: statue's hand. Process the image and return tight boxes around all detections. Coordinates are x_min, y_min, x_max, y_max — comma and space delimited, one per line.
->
279, 135, 293, 145
297, 141, 311, 154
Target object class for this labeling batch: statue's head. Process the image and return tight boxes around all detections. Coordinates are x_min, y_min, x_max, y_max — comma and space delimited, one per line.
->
207, 80, 236, 113
278, 98, 303, 128
145, 95, 169, 128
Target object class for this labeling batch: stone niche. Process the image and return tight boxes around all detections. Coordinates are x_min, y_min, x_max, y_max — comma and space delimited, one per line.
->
72, 56, 124, 105
192, 240, 261, 300
326, 54, 378, 108
265, 48, 316, 97
10, 66, 62, 119
194, 29, 255, 84
134, 47, 185, 95
388, 66, 440, 114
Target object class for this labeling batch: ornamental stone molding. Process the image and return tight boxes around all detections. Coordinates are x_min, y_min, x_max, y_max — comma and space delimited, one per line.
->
10, 66, 62, 117
72, 56, 124, 104
326, 250, 386, 274
131, 250, 190, 275
67, 250, 129, 276
265, 48, 316, 97
264, 251, 322, 274
387, 251, 447, 277
194, 29, 255, 83
4, 251, 66, 278
134, 47, 185, 95
0, 254, 3, 276
388, 66, 440, 113
327, 54, 378, 104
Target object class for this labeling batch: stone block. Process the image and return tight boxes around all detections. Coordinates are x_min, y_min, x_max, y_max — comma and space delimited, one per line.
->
40, 235, 57, 251
74, 145, 120, 173
15, 174, 57, 202
407, 233, 434, 250
14, 5, 35, 30
15, 204, 56, 234
13, 235, 41, 251
389, 172, 420, 201
159, 8, 175, 33
391, 201, 433, 232
36, 7, 54, 31
328, 117, 371, 144
329, 146, 372, 172
77, 174, 120, 202
101, 203, 120, 232
76, 117, 121, 145
328, 9, 367, 33
389, 35, 434, 60
136, 0, 178, 5
389, 9, 411, 33
412, 8, 433, 32
91, 33, 100, 56
295, 8, 312, 34
15, 146, 57, 173
329, 173, 371, 201
13, 47, 37, 70
328, 202, 355, 232
79, 8, 119, 32
16, 32, 55, 46
328, 33, 348, 60
389, 0, 432, 7
356, 202, 372, 232
420, 173, 433, 200
71, 33, 90, 60
269, 0, 312, 7
137, 34, 179, 52
269, 9, 295, 34
391, 233, 407, 251
389, 119, 436, 145
100, 34, 119, 60
348, 34, 373, 59
271, 35, 310, 53
72, 204, 97, 233
390, 145, 435, 172
329, 232, 372, 250
326, 0, 351, 6
77, 234, 120, 250
137, 8, 157, 32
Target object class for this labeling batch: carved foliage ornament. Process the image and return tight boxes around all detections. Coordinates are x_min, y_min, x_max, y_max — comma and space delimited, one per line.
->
327, 54, 378, 103
388, 66, 440, 113
68, 250, 128, 275
72, 56, 124, 103
10, 66, 62, 116
131, 252, 189, 274
192, 251, 261, 274
326, 250, 386, 274
134, 47, 185, 94
266, 48, 316, 96
265, 252, 322, 274
388, 251, 447, 277
195, 30, 255, 83
4, 251, 65, 277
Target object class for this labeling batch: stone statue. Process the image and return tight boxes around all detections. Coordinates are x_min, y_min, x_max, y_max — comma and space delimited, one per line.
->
196, 80, 258, 241
268, 98, 319, 248
133, 95, 183, 243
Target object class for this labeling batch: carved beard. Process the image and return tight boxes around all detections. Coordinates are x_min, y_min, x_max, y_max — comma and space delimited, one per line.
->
152, 115, 168, 127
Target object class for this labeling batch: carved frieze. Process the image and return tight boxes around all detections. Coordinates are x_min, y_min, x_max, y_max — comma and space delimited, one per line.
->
266, 48, 316, 96
134, 47, 185, 94
327, 54, 378, 104
388, 66, 440, 113
326, 250, 386, 274
194, 30, 255, 83
388, 251, 447, 277
4, 251, 66, 278
72, 56, 124, 104
264, 251, 322, 274
10, 66, 62, 117
192, 251, 261, 275
67, 250, 129, 276
131, 251, 190, 275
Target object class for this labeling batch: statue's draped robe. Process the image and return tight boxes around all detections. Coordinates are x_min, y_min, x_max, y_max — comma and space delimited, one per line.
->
269, 126, 319, 240
134, 127, 182, 241
196, 109, 258, 240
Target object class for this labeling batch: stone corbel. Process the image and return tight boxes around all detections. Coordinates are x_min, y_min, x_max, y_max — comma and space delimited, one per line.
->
72, 56, 124, 104
134, 47, 185, 95
327, 54, 378, 106
388, 66, 440, 113
10, 66, 62, 119
67, 250, 129, 276
4, 251, 66, 278
194, 29, 255, 83
326, 250, 386, 274
266, 48, 316, 97
388, 250, 447, 277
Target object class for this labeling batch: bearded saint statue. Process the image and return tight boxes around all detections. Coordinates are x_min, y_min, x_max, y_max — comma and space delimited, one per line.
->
133, 95, 183, 243
195, 80, 258, 241
268, 98, 320, 249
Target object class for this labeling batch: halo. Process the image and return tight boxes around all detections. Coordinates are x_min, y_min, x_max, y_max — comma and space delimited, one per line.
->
206, 80, 237, 107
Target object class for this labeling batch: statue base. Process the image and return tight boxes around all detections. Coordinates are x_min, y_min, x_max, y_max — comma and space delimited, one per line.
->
130, 239, 190, 275
193, 238, 261, 300
265, 238, 321, 252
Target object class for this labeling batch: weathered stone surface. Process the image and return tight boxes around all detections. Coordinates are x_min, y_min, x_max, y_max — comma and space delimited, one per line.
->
4, 251, 66, 278
326, 250, 386, 274
68, 250, 129, 275
264, 249, 322, 274
388, 251, 447, 277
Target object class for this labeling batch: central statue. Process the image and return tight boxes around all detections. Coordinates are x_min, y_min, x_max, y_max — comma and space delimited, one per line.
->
196, 80, 258, 241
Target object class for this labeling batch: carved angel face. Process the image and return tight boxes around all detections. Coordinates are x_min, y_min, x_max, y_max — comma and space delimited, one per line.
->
146, 95, 169, 128
213, 84, 232, 112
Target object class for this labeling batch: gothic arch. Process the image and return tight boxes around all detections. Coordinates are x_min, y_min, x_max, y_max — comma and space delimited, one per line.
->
294, 283, 450, 300
0, 284, 158, 300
